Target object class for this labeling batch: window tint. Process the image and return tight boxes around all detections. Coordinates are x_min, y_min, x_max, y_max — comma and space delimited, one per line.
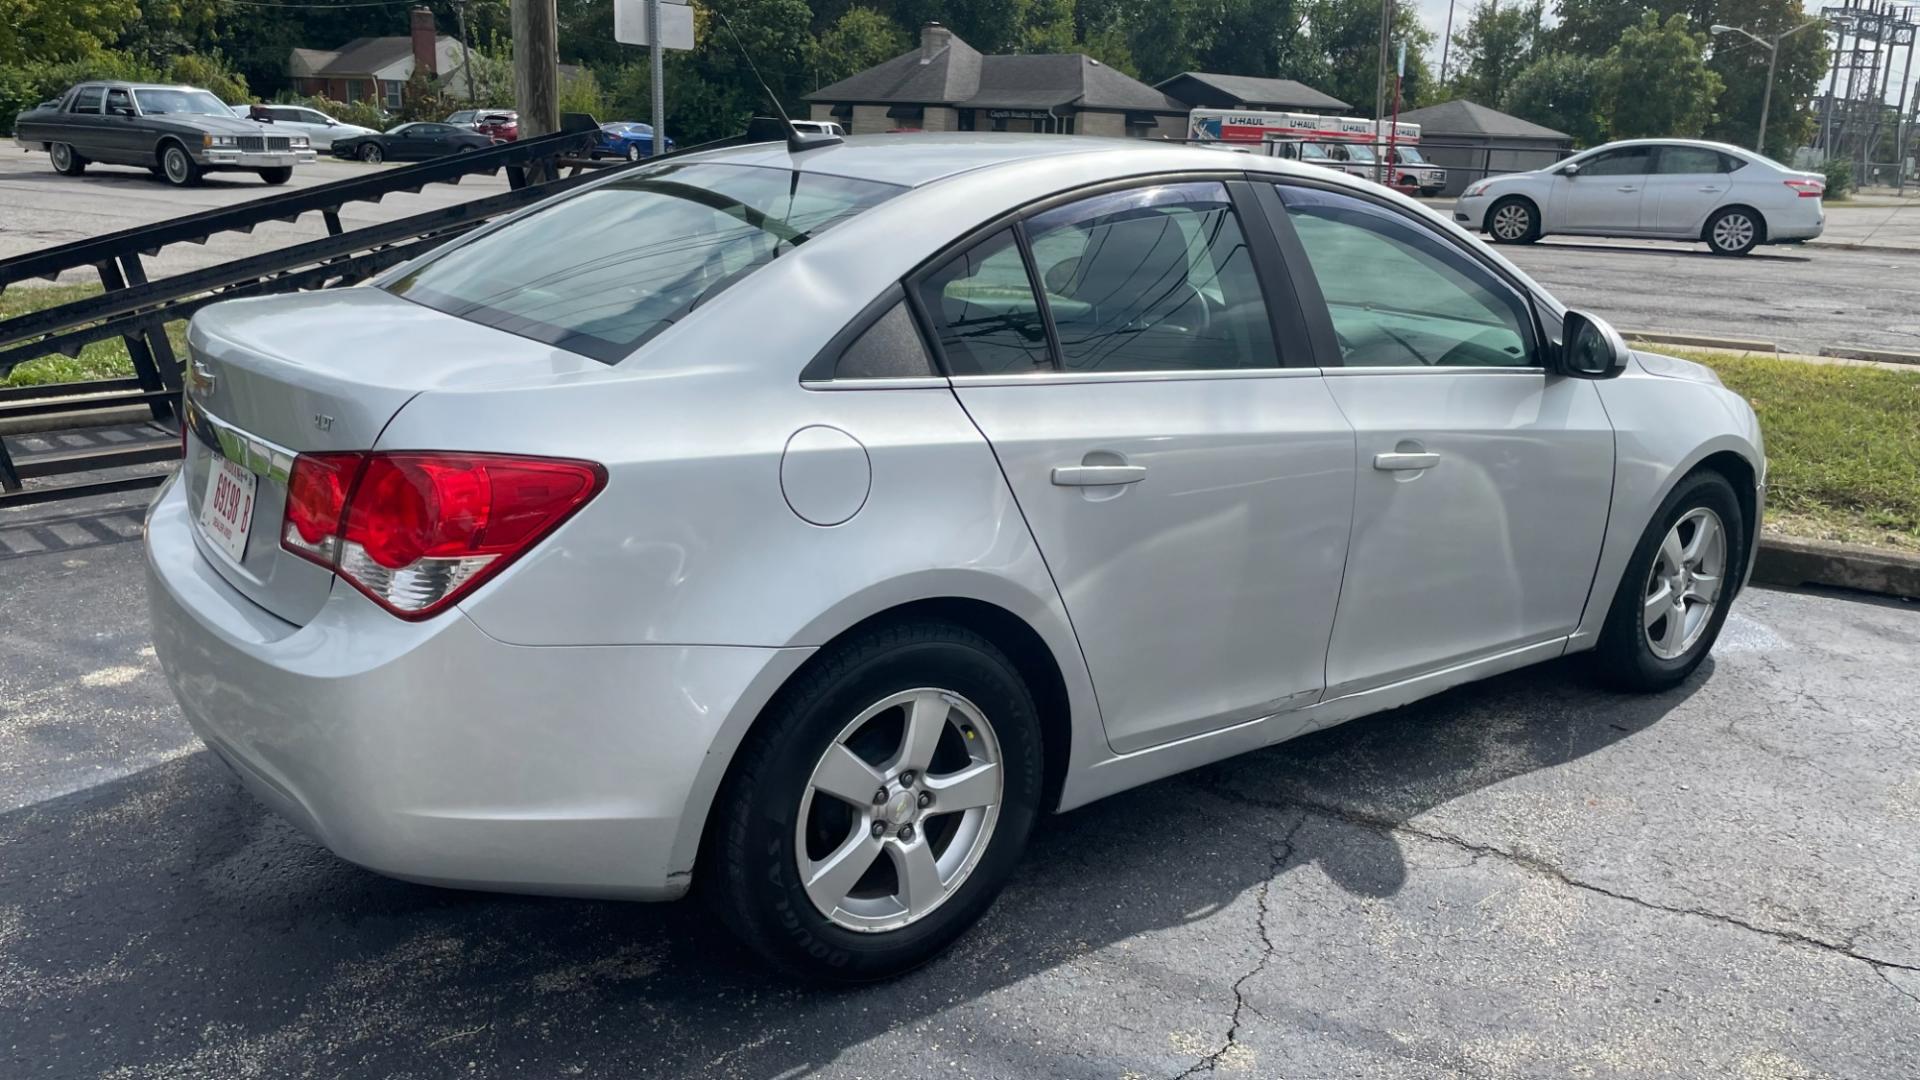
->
71, 87, 103, 114
833, 300, 936, 379
1021, 182, 1278, 372
1577, 148, 1652, 176
915, 229, 1054, 375
390, 161, 904, 363
1657, 146, 1728, 174
1278, 185, 1534, 368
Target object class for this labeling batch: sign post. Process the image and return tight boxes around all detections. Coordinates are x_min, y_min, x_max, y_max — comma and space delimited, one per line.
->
614, 0, 694, 156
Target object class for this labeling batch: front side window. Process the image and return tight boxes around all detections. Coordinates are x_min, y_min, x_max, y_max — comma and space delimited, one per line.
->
1278, 185, 1534, 368
1655, 146, 1727, 174
915, 229, 1054, 375
1576, 147, 1653, 176
390, 161, 904, 363
1022, 182, 1278, 372
71, 86, 104, 114
104, 88, 132, 115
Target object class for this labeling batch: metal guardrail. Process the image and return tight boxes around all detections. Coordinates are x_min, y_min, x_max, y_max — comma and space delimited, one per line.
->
0, 118, 608, 507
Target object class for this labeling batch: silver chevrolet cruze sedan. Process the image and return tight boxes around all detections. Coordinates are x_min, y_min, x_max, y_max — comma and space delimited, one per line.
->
147, 134, 1764, 980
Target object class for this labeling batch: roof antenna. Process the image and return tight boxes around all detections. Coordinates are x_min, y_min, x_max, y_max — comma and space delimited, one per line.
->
709, 7, 841, 152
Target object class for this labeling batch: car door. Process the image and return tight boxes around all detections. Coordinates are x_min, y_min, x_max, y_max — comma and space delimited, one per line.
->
1642, 144, 1734, 238
1260, 182, 1613, 696
61, 85, 108, 156
98, 87, 143, 163
1551, 146, 1654, 234
921, 180, 1357, 753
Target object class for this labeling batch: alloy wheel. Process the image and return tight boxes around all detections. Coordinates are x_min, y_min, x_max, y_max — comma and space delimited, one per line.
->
361, 144, 382, 163
1642, 507, 1726, 660
627, 144, 641, 161
796, 688, 1004, 933
1491, 203, 1531, 240
1712, 212, 1755, 252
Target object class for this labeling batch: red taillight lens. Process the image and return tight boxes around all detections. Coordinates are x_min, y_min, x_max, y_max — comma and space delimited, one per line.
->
280, 451, 604, 619
1785, 178, 1824, 198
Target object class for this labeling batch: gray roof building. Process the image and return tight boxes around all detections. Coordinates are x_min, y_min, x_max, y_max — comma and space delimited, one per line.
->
1395, 99, 1571, 142
805, 25, 1188, 139
1153, 72, 1350, 113
1393, 99, 1574, 197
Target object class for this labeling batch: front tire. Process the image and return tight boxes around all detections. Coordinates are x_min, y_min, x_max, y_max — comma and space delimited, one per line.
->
626, 143, 642, 162
710, 621, 1043, 982
159, 143, 201, 186
1592, 470, 1745, 692
358, 143, 383, 164
49, 142, 86, 176
1706, 207, 1760, 256
257, 167, 292, 185
1487, 196, 1540, 244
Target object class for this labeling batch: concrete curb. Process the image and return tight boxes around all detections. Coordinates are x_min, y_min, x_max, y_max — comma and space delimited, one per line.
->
1817, 344, 1920, 367
1804, 239, 1920, 256
1753, 534, 1920, 600
1624, 330, 1777, 352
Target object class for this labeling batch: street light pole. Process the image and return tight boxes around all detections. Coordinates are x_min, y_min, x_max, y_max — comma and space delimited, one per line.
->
1712, 19, 1830, 155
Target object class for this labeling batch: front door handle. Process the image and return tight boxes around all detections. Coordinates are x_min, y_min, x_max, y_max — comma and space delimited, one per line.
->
1616, 185, 1639, 192
1373, 452, 1440, 471
1051, 464, 1147, 487
1699, 185, 1723, 192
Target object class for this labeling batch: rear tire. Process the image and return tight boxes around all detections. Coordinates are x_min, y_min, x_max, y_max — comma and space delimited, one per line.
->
1706, 207, 1761, 256
1591, 470, 1745, 692
49, 142, 86, 176
257, 167, 292, 185
1486, 196, 1540, 244
709, 621, 1043, 982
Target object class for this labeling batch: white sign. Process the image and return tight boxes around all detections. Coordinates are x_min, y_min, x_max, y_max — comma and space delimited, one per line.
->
615, 0, 694, 50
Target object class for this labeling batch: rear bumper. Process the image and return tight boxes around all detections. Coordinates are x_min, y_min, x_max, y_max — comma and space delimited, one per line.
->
144, 474, 801, 899
1768, 214, 1824, 242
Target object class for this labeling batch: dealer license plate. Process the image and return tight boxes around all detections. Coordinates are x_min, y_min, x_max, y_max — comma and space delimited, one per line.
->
199, 455, 256, 563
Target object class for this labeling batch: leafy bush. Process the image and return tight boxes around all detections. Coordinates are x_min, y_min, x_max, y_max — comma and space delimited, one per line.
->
165, 52, 248, 104
290, 94, 390, 131
0, 50, 158, 134
1821, 158, 1852, 200
557, 67, 605, 126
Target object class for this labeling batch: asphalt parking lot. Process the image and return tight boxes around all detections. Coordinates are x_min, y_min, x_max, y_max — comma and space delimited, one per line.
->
2, 490, 1916, 1078
3, 148, 1919, 357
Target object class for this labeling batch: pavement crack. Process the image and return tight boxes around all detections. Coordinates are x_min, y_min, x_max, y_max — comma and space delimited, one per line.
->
1172, 814, 1306, 1079
1878, 967, 1920, 1009
1192, 778, 1920, 979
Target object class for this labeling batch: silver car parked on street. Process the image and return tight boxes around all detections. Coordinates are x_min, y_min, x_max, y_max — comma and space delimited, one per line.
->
147, 134, 1765, 980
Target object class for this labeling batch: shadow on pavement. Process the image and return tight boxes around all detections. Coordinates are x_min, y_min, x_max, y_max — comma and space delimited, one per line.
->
0, 656, 1704, 1077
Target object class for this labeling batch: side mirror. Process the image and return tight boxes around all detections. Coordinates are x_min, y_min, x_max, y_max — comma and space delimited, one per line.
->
1558, 310, 1630, 379
1561, 162, 1581, 178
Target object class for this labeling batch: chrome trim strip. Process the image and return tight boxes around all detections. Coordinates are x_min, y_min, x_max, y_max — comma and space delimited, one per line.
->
185, 398, 296, 485
1319, 366, 1545, 377
800, 376, 951, 392
946, 367, 1322, 388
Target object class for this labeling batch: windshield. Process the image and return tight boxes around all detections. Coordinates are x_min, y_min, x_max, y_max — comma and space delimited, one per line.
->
132, 89, 232, 117
1343, 144, 1378, 163
1396, 146, 1426, 163
1301, 143, 1330, 160
388, 162, 906, 362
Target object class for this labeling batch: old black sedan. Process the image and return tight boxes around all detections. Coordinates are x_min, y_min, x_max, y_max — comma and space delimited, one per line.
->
10, 82, 316, 186
330, 122, 496, 163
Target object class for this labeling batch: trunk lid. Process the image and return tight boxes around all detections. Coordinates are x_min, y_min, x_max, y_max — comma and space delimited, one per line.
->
181, 287, 606, 625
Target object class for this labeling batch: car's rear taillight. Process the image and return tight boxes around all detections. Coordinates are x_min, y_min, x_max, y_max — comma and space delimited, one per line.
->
281, 451, 605, 619
1785, 178, 1824, 198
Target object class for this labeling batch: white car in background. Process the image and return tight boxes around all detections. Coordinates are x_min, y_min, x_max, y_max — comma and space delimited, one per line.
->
235, 104, 377, 150
1453, 138, 1826, 255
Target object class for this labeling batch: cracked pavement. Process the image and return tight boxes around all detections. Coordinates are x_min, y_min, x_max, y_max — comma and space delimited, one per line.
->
3, 493, 1918, 1078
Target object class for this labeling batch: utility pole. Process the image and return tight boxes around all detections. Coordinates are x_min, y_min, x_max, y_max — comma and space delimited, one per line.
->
511, 0, 560, 140
454, 0, 478, 106
649, 0, 666, 155
1374, 0, 1394, 122
1439, 0, 1457, 86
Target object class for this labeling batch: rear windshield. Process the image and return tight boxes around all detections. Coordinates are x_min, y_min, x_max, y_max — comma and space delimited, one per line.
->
388, 161, 904, 362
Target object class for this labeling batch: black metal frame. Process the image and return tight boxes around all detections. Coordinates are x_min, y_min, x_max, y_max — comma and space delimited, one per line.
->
0, 123, 605, 506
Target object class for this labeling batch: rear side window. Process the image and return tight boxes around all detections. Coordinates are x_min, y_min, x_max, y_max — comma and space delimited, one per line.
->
915, 229, 1054, 375
1656, 146, 1728, 174
388, 162, 904, 362
71, 87, 103, 114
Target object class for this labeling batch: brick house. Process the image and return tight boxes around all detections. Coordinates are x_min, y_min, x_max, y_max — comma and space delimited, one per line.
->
289, 7, 465, 110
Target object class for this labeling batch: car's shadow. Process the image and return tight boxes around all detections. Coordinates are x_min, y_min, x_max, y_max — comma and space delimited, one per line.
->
1531, 239, 1814, 263
36, 165, 296, 191
0, 656, 1706, 1077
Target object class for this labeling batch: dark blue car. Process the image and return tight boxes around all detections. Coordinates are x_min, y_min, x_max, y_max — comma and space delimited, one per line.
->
592, 121, 673, 161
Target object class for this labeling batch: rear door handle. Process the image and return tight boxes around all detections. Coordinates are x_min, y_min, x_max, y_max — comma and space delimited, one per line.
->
1051, 465, 1147, 487
1699, 185, 1723, 192
1373, 452, 1440, 471
1616, 185, 1639, 192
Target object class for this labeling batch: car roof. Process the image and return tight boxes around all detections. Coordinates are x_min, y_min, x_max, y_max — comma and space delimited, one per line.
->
78, 82, 214, 92
681, 132, 1355, 190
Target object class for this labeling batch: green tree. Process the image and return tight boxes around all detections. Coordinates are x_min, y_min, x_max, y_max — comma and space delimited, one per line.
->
0, 0, 141, 66
1502, 52, 1605, 146
1447, 0, 1543, 106
1598, 12, 1722, 139
166, 52, 249, 103
558, 65, 606, 119
1076, 24, 1136, 77
1703, 0, 1827, 158
813, 6, 910, 85
1022, 0, 1076, 53
1294, 0, 1435, 114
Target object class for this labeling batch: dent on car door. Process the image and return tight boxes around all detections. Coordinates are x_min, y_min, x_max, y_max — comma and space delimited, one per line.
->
921, 180, 1356, 754
1262, 182, 1614, 695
